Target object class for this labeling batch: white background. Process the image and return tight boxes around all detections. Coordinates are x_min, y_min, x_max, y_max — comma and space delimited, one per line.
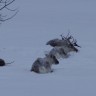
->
0, 0, 96, 96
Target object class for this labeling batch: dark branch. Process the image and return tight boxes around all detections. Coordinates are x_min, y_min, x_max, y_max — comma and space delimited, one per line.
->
0, 0, 18, 22
0, 0, 15, 10
5, 7, 17, 11
0, 10, 18, 22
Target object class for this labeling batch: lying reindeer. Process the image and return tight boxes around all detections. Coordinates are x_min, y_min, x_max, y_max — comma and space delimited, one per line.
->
0, 58, 14, 66
46, 34, 79, 59
46, 47, 68, 59
46, 34, 80, 48
48, 44, 78, 59
31, 54, 59, 74
0, 59, 5, 66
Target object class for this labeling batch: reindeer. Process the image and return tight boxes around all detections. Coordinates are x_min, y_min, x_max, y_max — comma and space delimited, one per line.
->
0, 59, 5, 66
31, 54, 59, 74
46, 34, 80, 54
47, 43, 78, 59
46, 34, 80, 48
0, 59, 14, 66
46, 47, 68, 59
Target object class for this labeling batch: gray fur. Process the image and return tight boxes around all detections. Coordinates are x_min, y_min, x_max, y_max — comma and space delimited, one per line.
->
48, 47, 68, 59
46, 36, 78, 54
31, 54, 59, 74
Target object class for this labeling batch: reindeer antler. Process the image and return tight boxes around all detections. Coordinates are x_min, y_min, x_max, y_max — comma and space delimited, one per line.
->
60, 34, 66, 40
71, 37, 81, 48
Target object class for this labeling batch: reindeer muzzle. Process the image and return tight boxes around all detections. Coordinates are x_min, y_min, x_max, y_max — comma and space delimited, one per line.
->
55, 60, 59, 64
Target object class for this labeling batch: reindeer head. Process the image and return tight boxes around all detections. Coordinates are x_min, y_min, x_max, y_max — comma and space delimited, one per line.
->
60, 34, 80, 52
61, 34, 81, 48
66, 42, 78, 52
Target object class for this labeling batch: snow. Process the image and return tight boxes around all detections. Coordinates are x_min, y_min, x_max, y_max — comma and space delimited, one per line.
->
0, 0, 96, 96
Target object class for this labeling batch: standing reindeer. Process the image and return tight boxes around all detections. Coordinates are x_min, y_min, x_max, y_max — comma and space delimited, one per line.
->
31, 54, 59, 74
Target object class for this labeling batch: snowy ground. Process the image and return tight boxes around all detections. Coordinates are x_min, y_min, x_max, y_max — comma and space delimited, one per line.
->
0, 0, 96, 96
